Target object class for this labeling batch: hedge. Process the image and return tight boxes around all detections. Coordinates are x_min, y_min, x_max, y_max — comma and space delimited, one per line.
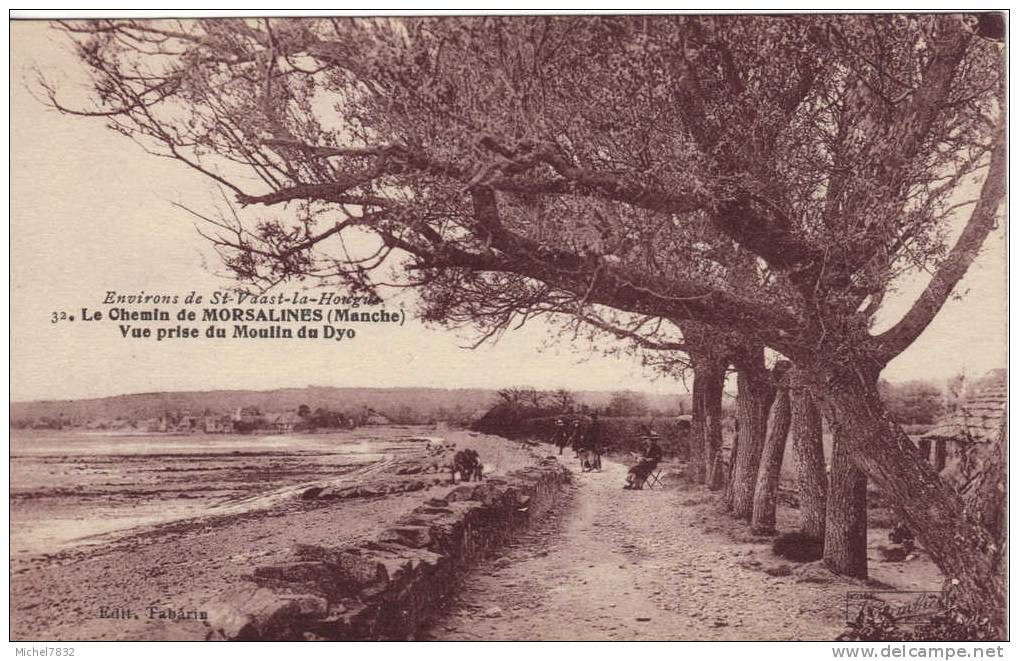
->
476, 414, 691, 459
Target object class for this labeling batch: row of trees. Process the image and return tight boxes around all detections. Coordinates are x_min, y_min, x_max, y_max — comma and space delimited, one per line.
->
297, 403, 475, 426
495, 387, 664, 417
46, 14, 1005, 630
477, 387, 658, 437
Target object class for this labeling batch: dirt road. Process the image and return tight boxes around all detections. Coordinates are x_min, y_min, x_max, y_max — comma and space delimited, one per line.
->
427, 454, 848, 641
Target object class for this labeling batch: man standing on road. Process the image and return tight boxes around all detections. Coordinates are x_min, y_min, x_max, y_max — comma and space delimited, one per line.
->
552, 418, 569, 455
583, 412, 604, 472
569, 418, 584, 458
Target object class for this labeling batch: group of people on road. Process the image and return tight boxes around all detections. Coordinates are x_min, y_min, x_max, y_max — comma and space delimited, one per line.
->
550, 414, 664, 488
550, 413, 603, 472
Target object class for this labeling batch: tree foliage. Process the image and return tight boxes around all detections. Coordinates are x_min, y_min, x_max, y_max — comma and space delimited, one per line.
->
604, 390, 650, 417
878, 379, 946, 425
41, 15, 1004, 370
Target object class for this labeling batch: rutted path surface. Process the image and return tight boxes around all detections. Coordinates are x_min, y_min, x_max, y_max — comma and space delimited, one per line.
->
427, 455, 847, 641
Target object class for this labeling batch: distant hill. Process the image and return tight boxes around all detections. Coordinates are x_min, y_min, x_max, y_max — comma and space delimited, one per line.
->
9, 387, 692, 425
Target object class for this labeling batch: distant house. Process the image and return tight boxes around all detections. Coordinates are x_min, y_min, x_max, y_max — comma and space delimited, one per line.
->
202, 415, 232, 433
920, 369, 1006, 538
919, 369, 1006, 479
272, 412, 301, 433
144, 417, 168, 432
232, 406, 264, 429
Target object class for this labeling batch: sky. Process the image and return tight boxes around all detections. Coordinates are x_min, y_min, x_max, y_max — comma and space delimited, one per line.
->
9, 20, 1008, 402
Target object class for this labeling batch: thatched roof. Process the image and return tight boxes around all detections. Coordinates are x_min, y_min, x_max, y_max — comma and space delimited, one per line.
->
922, 371, 1006, 444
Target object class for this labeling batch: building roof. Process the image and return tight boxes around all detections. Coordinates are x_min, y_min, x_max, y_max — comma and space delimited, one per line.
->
922, 371, 1007, 444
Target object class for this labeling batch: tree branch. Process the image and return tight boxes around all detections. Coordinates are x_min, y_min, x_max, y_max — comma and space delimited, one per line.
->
573, 311, 690, 353
873, 132, 1005, 361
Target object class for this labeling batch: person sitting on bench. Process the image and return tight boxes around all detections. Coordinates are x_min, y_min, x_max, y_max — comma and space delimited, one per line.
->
624, 435, 663, 489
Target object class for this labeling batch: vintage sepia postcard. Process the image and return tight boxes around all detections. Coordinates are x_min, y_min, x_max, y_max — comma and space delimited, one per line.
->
8, 10, 1009, 651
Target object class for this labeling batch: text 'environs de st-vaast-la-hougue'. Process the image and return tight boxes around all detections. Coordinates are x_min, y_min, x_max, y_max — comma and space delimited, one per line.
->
75, 289, 405, 342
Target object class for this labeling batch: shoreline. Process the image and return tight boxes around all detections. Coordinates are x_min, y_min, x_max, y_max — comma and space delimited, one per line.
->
9, 429, 549, 640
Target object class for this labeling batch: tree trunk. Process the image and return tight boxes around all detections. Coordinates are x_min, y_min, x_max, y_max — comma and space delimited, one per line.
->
689, 367, 707, 485
723, 417, 740, 505
791, 374, 827, 540
702, 360, 727, 491
751, 369, 792, 534
962, 433, 1005, 549
823, 420, 868, 579
816, 367, 1004, 628
728, 361, 774, 520
689, 354, 728, 488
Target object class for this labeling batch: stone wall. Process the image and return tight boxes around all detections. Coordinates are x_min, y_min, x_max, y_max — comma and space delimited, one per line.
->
202, 456, 570, 641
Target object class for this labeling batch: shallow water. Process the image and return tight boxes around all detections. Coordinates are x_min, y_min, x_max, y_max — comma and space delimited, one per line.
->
10, 427, 430, 557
